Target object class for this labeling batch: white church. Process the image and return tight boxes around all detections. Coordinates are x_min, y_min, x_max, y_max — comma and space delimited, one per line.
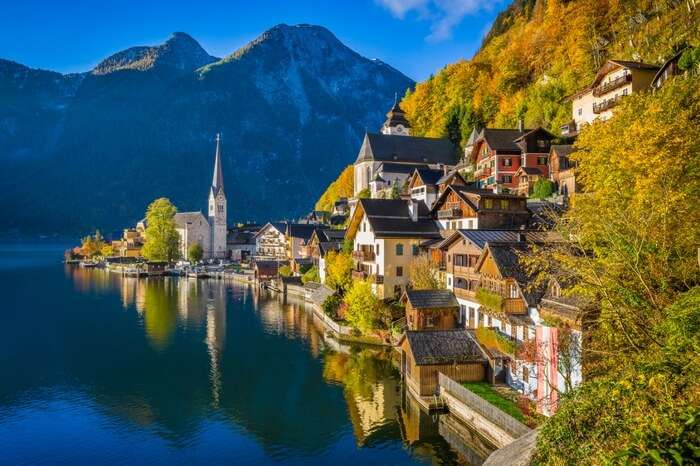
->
173, 134, 228, 260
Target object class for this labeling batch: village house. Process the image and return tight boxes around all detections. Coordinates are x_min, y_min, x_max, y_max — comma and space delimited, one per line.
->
438, 230, 561, 329
651, 50, 686, 90
345, 198, 440, 299
254, 222, 288, 259
111, 228, 144, 257
226, 224, 260, 261
430, 185, 530, 232
562, 59, 660, 136
174, 211, 211, 260
548, 144, 578, 196
406, 167, 468, 209
306, 228, 346, 283
468, 127, 555, 192
399, 329, 487, 397
402, 289, 460, 331
353, 102, 459, 199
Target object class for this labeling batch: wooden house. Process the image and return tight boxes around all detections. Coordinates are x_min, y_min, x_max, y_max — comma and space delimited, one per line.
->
431, 185, 529, 232
513, 166, 545, 196
399, 330, 486, 396
548, 145, 577, 196
401, 290, 459, 331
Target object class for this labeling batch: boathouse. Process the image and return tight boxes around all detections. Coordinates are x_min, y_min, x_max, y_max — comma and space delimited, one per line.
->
401, 289, 460, 331
399, 329, 486, 397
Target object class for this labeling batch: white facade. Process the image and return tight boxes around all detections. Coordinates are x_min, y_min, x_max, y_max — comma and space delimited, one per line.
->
437, 217, 478, 231
175, 212, 211, 261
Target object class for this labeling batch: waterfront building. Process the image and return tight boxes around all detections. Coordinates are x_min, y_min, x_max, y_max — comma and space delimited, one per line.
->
111, 228, 144, 257
173, 134, 228, 260
548, 144, 578, 196
306, 229, 345, 283
226, 224, 259, 261
402, 289, 460, 331
254, 222, 288, 259
398, 329, 486, 397
345, 198, 440, 299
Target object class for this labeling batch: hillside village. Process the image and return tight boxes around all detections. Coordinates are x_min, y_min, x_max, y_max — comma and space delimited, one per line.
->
68, 48, 692, 427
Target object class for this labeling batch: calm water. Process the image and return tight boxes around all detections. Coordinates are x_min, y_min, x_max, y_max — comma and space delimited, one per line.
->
0, 244, 489, 465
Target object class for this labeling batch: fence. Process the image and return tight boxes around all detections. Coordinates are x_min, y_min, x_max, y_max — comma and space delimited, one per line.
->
439, 373, 531, 440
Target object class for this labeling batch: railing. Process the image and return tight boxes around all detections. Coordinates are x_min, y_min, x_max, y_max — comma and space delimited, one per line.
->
352, 249, 375, 261
593, 95, 622, 114
504, 298, 527, 314
374, 275, 384, 284
592, 73, 631, 97
437, 206, 462, 219
453, 287, 476, 300
439, 373, 531, 440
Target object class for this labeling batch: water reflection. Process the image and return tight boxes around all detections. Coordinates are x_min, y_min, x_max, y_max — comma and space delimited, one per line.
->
3, 261, 486, 464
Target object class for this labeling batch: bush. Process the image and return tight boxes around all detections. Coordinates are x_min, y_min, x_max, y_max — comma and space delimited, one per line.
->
301, 265, 320, 284
344, 279, 381, 334
322, 294, 342, 319
476, 288, 504, 313
531, 178, 555, 199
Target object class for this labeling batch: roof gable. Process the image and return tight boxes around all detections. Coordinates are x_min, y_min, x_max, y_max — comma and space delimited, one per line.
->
355, 133, 458, 165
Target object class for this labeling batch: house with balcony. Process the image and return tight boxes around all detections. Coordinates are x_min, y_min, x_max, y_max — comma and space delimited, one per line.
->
346, 198, 440, 299
563, 59, 660, 136
254, 222, 288, 259
430, 185, 530, 232
439, 229, 561, 329
468, 127, 555, 191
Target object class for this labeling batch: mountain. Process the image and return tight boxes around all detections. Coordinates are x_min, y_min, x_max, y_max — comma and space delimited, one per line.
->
0, 24, 414, 235
401, 0, 699, 145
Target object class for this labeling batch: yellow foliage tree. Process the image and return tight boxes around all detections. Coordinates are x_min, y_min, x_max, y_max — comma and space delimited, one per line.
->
315, 165, 353, 213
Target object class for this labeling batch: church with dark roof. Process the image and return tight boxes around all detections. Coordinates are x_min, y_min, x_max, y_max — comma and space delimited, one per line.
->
353, 100, 459, 198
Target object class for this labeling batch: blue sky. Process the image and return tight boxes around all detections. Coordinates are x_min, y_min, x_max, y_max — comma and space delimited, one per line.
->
0, 0, 508, 81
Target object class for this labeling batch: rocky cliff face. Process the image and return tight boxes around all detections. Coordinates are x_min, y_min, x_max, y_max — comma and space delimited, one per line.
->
0, 25, 414, 235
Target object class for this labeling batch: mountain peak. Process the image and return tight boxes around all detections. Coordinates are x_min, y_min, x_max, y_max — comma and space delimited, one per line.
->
92, 32, 217, 76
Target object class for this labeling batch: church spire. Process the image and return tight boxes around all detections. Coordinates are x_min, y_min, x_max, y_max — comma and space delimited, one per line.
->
211, 133, 224, 195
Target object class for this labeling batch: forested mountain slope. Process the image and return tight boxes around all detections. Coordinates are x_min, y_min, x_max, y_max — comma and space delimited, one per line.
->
401, 0, 700, 146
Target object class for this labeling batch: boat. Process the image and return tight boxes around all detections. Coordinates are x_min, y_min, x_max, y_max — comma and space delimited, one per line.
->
187, 268, 210, 279
79, 260, 100, 268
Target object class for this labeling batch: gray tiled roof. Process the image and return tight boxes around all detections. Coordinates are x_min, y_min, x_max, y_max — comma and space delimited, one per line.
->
405, 289, 458, 309
405, 330, 485, 365
174, 211, 207, 228
356, 133, 458, 165
359, 198, 440, 239
481, 128, 529, 152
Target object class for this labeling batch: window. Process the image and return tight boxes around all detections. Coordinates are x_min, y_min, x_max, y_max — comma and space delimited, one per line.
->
396, 266, 403, 277
577, 108, 582, 116
484, 199, 493, 209
457, 221, 462, 229
509, 283, 519, 298
376, 243, 380, 256
537, 157, 548, 165
503, 158, 512, 167
537, 139, 547, 148
502, 175, 512, 183
447, 276, 452, 286
623, 88, 628, 96
468, 220, 474, 229
396, 244, 403, 256
412, 244, 419, 256
500, 199, 509, 209
426, 315, 435, 327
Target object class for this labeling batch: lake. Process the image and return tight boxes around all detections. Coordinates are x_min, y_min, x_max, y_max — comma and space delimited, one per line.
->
0, 244, 490, 465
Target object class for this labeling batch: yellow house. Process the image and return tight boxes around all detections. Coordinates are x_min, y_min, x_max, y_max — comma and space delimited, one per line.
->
345, 198, 441, 299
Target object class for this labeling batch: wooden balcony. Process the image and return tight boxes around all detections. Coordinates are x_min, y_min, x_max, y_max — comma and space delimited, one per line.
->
592, 74, 631, 97
453, 265, 477, 277
352, 249, 375, 262
437, 206, 462, 219
504, 297, 527, 314
453, 287, 476, 300
593, 96, 622, 114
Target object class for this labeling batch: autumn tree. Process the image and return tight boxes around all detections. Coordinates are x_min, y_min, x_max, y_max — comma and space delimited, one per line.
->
315, 165, 354, 212
408, 256, 442, 290
324, 250, 353, 292
141, 198, 180, 263
344, 279, 381, 334
187, 243, 203, 263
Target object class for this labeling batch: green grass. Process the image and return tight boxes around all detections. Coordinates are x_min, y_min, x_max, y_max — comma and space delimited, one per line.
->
462, 382, 525, 422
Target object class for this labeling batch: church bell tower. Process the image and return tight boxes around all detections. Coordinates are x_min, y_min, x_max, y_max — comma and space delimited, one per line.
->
208, 133, 227, 259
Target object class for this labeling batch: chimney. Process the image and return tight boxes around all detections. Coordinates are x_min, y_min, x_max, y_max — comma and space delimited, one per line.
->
408, 199, 419, 222
443, 164, 448, 176
518, 118, 523, 132
517, 232, 527, 243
